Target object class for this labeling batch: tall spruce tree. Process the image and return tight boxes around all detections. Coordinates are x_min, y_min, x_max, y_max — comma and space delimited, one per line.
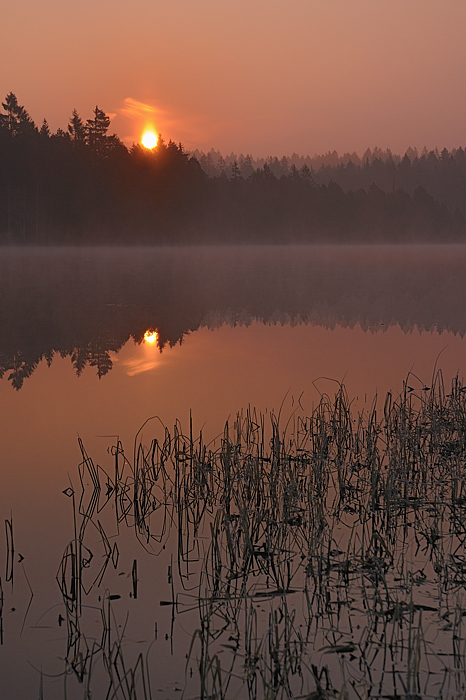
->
0, 93, 36, 136
68, 109, 86, 142
85, 106, 110, 155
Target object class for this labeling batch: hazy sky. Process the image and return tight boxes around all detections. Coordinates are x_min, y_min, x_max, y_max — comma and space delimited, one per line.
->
3, 0, 466, 157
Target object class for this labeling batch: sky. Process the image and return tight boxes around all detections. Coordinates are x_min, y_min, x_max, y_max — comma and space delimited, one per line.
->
3, 0, 466, 158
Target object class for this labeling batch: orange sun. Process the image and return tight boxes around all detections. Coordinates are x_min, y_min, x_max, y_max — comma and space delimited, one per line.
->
144, 330, 158, 344
142, 131, 158, 149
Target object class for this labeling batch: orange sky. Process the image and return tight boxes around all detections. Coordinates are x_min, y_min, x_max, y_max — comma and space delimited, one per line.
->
3, 0, 466, 157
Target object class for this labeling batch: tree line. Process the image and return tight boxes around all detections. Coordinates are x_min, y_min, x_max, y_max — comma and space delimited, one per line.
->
0, 92, 463, 244
195, 145, 466, 218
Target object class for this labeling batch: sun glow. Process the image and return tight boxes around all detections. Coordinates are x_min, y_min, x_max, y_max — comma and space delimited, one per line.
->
142, 130, 158, 149
144, 330, 158, 344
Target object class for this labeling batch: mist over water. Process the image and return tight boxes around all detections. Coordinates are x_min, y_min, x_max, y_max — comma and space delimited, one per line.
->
1, 244, 465, 388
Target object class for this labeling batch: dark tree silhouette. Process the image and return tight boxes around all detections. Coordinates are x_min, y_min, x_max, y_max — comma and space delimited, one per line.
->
0, 92, 36, 136
68, 109, 86, 143
86, 106, 110, 151
0, 91, 464, 245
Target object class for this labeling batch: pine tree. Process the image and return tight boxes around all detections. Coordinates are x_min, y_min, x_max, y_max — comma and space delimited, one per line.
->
230, 160, 242, 180
0, 92, 36, 136
39, 119, 50, 138
68, 109, 86, 142
86, 106, 110, 154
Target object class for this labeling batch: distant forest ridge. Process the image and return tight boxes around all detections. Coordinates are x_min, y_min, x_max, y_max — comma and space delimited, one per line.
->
192, 145, 466, 214
1, 92, 465, 244
195, 144, 425, 173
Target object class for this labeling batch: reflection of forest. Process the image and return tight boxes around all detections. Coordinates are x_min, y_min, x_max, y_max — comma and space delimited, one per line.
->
1, 246, 465, 389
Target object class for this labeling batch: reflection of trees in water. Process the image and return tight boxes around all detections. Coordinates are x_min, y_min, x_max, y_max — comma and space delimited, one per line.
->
0, 350, 40, 390
0, 346, 115, 390
0, 246, 465, 389
0, 331, 188, 390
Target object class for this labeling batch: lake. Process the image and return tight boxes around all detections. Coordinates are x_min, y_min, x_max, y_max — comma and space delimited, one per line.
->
1, 245, 466, 699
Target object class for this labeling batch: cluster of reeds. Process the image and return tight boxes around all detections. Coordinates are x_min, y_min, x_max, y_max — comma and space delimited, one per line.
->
50, 371, 466, 699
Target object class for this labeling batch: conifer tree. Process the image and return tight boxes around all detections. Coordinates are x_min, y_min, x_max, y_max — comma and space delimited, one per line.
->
86, 106, 110, 154
0, 92, 36, 136
68, 109, 86, 142
39, 119, 50, 138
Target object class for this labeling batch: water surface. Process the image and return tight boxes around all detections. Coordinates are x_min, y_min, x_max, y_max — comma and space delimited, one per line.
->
1, 245, 466, 699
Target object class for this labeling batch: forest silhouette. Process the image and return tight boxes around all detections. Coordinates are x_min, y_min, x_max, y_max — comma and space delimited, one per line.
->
0, 92, 465, 244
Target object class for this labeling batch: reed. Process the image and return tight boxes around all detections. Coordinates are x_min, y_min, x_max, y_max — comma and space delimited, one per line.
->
43, 372, 466, 698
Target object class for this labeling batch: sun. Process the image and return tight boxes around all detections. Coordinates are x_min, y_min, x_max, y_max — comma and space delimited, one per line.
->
142, 130, 158, 149
144, 330, 158, 344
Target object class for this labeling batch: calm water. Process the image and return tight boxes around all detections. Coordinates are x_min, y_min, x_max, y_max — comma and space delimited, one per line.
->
1, 245, 466, 699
